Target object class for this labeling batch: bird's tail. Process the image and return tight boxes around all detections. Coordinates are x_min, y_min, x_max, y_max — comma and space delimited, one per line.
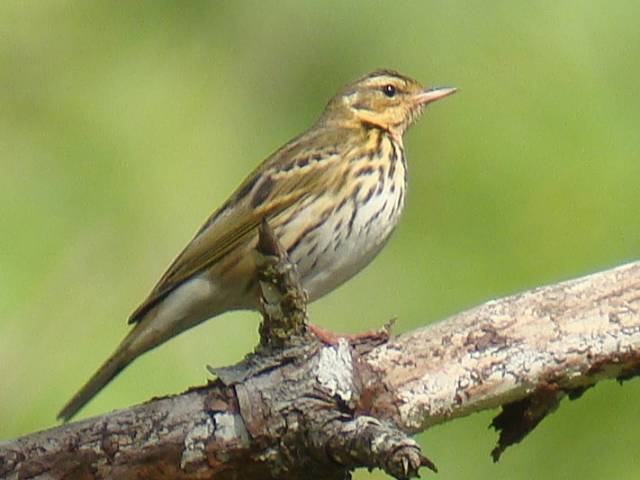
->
57, 326, 147, 422
58, 277, 224, 421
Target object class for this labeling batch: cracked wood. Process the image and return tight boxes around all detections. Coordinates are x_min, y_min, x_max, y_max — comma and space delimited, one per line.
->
362, 261, 640, 434
1, 261, 639, 479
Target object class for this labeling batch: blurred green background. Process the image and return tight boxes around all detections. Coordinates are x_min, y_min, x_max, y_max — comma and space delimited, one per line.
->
1, 1, 639, 478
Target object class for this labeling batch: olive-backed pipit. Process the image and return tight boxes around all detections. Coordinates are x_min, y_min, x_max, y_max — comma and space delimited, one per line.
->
59, 69, 457, 420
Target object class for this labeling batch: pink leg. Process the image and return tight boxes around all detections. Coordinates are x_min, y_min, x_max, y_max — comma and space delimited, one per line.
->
308, 323, 391, 347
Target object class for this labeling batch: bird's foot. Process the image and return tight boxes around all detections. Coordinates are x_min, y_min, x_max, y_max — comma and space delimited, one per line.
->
308, 322, 392, 351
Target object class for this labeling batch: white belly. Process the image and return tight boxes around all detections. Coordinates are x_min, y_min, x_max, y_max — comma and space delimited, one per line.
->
284, 159, 407, 301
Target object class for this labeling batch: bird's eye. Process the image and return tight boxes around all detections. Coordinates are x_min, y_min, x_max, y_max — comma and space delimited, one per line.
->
382, 84, 396, 97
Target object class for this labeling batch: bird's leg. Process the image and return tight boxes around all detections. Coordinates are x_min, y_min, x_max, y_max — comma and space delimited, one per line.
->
308, 322, 392, 349
307, 323, 341, 345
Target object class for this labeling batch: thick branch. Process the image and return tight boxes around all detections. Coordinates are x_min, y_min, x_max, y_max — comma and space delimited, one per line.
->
2, 261, 639, 479
361, 261, 640, 457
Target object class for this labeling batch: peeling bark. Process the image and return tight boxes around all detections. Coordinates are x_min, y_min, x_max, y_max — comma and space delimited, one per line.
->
1, 259, 639, 479
361, 261, 640, 432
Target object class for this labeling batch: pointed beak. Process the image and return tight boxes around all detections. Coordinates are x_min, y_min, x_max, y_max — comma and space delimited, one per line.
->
413, 86, 458, 105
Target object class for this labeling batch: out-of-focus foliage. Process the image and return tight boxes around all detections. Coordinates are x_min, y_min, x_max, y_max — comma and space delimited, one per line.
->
1, 1, 639, 478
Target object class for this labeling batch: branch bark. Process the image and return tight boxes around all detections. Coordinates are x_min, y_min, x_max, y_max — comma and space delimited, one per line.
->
2, 256, 639, 479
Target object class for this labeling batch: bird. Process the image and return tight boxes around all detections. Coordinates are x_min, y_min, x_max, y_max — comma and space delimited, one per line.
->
58, 69, 457, 421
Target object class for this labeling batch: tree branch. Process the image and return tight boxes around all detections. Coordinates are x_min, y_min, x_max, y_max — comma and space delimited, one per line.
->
2, 249, 639, 478
255, 218, 309, 350
359, 260, 640, 459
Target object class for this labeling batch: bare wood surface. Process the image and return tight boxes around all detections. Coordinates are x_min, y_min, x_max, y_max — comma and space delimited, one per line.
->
1, 260, 639, 479
361, 260, 640, 458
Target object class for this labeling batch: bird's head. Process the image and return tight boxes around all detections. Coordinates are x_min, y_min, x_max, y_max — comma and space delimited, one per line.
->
322, 69, 457, 137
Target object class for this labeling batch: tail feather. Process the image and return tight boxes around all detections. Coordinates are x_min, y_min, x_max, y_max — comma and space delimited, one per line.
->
57, 340, 136, 422
57, 329, 146, 422
58, 277, 224, 421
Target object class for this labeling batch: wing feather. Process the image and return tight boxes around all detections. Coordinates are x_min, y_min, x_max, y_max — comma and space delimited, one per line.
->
128, 129, 342, 324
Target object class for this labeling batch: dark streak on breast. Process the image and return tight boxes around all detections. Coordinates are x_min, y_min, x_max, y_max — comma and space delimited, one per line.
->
346, 184, 362, 237
387, 198, 398, 221
397, 187, 405, 210
399, 144, 408, 185
356, 166, 375, 177
287, 208, 332, 256
321, 204, 335, 218
364, 200, 388, 231
362, 185, 376, 203
309, 240, 332, 271
309, 256, 320, 272
375, 129, 384, 153
388, 138, 397, 180
376, 166, 385, 195
366, 130, 384, 162
393, 186, 405, 218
